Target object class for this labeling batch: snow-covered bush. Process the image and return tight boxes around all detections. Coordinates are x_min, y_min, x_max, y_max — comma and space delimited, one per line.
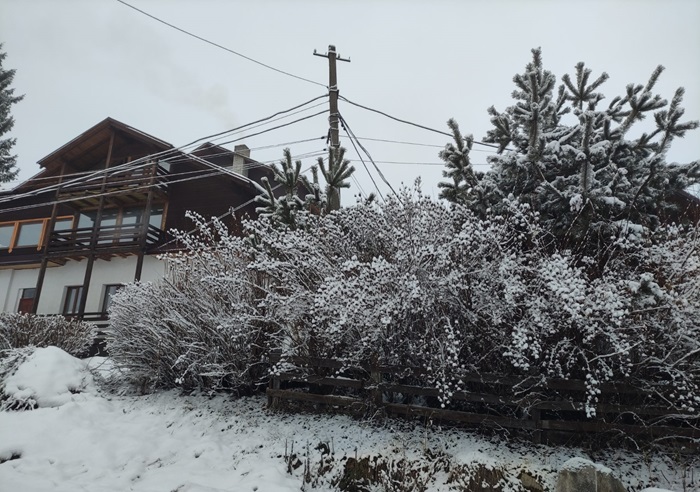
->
0, 313, 94, 358
106, 213, 268, 392
251, 187, 698, 413
107, 184, 699, 416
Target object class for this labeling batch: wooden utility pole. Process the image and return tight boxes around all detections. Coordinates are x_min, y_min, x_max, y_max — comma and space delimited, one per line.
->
314, 45, 350, 150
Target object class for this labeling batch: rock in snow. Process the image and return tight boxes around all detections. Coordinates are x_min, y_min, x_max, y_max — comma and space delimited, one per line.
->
556, 457, 627, 492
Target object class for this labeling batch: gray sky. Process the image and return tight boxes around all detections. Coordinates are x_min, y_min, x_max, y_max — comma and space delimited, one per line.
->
2, 0, 699, 203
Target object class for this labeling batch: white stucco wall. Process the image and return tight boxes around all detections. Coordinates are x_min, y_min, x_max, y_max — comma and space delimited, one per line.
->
0, 255, 165, 314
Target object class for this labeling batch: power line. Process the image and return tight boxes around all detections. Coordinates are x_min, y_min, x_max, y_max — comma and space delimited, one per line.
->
339, 95, 502, 150
0, 167, 233, 215
115, 0, 326, 88
354, 135, 497, 153
177, 95, 328, 150
355, 136, 443, 148
348, 159, 490, 167
201, 101, 328, 148
340, 115, 399, 201
0, 147, 329, 216
249, 136, 326, 152
217, 110, 327, 147
1, 97, 328, 204
341, 126, 384, 201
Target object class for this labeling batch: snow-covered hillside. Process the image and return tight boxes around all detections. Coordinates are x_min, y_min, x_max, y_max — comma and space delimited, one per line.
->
0, 348, 695, 491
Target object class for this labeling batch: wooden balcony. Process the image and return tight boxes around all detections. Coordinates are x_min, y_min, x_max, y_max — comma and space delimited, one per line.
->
56, 164, 169, 209
47, 223, 168, 259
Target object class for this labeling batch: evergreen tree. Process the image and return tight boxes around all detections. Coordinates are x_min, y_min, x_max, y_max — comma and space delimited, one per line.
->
440, 48, 699, 265
0, 44, 24, 183
254, 146, 356, 227
253, 148, 328, 228
253, 148, 306, 228
317, 147, 355, 212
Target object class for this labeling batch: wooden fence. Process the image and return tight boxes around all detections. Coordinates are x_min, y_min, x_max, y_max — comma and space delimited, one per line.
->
267, 354, 699, 449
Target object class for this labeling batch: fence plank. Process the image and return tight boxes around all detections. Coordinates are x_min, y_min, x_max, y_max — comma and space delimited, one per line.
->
266, 389, 363, 410
384, 403, 536, 430
266, 354, 698, 446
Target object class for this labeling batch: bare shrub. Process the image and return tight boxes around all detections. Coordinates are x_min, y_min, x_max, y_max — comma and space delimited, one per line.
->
0, 313, 94, 357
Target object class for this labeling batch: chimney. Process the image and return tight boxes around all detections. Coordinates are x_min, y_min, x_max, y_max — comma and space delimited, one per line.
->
232, 144, 250, 177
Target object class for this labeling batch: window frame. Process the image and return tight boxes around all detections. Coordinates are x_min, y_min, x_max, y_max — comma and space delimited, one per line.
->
62, 286, 84, 316
17, 288, 36, 314
101, 284, 124, 314
0, 216, 74, 253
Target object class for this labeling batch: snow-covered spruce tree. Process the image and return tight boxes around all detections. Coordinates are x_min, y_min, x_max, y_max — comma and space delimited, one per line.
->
317, 146, 355, 212
253, 148, 325, 229
0, 44, 24, 183
440, 48, 699, 267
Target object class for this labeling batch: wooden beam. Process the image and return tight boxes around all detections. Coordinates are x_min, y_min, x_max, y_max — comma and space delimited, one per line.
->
32, 161, 67, 314
134, 161, 157, 282
78, 129, 115, 317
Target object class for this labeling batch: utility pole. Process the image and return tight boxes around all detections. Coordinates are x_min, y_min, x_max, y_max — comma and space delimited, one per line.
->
314, 45, 350, 150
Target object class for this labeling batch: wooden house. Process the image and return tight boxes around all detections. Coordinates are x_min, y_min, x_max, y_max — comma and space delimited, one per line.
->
0, 117, 272, 324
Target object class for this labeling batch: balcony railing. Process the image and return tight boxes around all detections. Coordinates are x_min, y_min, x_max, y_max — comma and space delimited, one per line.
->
57, 164, 169, 196
47, 223, 167, 256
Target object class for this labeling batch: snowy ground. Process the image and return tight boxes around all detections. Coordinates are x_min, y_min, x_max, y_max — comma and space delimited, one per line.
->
0, 347, 696, 491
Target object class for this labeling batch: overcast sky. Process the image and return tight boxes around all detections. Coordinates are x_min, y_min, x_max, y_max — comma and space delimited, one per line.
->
2, 0, 699, 203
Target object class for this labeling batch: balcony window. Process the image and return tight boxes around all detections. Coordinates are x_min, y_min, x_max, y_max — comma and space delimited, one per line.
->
149, 206, 164, 229
0, 224, 13, 249
122, 207, 142, 227
0, 217, 72, 252
15, 221, 44, 247
54, 218, 74, 231
78, 212, 96, 229
100, 210, 118, 228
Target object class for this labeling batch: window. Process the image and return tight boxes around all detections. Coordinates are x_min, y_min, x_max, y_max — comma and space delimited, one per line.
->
149, 206, 165, 229
54, 218, 74, 231
0, 216, 74, 252
63, 286, 83, 315
15, 221, 44, 247
17, 288, 36, 314
101, 284, 123, 314
0, 224, 13, 249
121, 208, 142, 226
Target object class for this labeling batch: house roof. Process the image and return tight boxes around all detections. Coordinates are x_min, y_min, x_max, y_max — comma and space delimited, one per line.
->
37, 117, 173, 171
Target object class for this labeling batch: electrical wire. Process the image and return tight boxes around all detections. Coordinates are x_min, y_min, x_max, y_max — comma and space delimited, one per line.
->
0, 147, 327, 216
1, 96, 328, 204
175, 95, 327, 150
115, 0, 326, 88
339, 95, 502, 150
0, 167, 235, 215
354, 135, 497, 153
200, 101, 328, 148
159, 141, 326, 168
217, 110, 328, 147
340, 122, 384, 202
347, 159, 490, 167
340, 114, 399, 199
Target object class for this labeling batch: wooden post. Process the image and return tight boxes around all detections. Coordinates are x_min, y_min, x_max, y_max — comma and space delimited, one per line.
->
32, 162, 67, 314
314, 45, 350, 210
532, 408, 542, 444
370, 363, 382, 409
78, 130, 115, 317
134, 160, 157, 282
268, 376, 281, 409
